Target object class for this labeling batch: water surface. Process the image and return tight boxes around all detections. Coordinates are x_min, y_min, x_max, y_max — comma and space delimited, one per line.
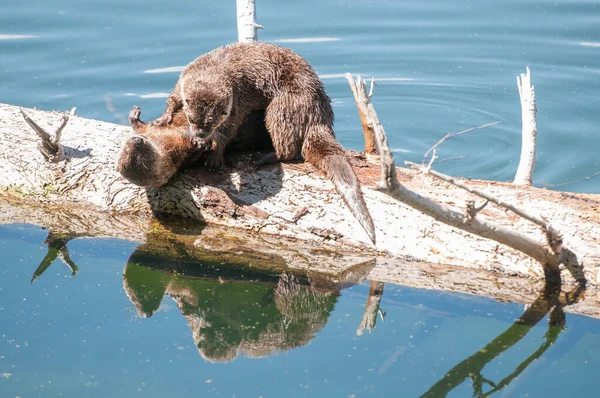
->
2, 224, 600, 397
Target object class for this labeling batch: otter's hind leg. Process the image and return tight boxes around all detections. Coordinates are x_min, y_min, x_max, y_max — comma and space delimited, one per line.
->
264, 94, 304, 161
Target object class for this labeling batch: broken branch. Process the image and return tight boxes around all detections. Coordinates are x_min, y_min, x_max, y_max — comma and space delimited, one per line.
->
406, 161, 563, 253
346, 74, 560, 273
514, 66, 538, 186
345, 74, 377, 155
423, 121, 501, 164
19, 108, 72, 163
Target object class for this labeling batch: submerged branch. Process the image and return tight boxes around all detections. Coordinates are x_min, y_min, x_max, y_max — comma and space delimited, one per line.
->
422, 121, 501, 164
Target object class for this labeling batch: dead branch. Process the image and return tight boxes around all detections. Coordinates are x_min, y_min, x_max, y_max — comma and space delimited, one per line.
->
31, 231, 80, 283
406, 161, 563, 253
345, 74, 377, 154
544, 169, 600, 189
236, 0, 262, 43
423, 121, 501, 164
346, 74, 561, 274
514, 66, 538, 186
19, 108, 74, 163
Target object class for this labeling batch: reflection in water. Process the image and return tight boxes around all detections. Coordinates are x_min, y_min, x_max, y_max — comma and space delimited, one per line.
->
123, 255, 342, 362
420, 282, 585, 398
357, 281, 385, 336
22, 227, 588, 394
31, 230, 79, 283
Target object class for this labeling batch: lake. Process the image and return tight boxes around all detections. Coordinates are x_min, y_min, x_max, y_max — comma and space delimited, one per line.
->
1, 0, 600, 396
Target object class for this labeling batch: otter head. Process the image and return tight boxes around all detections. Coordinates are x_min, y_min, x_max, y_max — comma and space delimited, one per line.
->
180, 77, 233, 139
116, 135, 177, 188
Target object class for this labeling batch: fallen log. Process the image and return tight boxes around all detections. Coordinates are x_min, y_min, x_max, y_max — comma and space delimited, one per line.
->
1, 102, 599, 288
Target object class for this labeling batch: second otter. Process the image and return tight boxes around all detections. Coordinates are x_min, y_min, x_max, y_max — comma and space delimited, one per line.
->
155, 42, 376, 244
117, 106, 270, 188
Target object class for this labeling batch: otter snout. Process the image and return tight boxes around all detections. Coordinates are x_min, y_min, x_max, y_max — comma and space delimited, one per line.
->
130, 136, 146, 147
190, 125, 212, 139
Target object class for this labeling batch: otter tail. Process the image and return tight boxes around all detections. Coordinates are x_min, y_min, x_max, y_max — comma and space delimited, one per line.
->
302, 126, 376, 244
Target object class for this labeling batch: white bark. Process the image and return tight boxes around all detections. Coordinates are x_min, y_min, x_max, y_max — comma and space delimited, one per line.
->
236, 0, 261, 43
345, 74, 377, 154
514, 66, 538, 185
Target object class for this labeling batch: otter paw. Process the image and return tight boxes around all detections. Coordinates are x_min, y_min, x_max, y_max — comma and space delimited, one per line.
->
128, 106, 145, 130
128, 105, 141, 123
204, 151, 224, 170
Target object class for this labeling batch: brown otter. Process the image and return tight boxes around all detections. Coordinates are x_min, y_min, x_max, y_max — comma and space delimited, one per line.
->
153, 42, 376, 244
117, 105, 270, 188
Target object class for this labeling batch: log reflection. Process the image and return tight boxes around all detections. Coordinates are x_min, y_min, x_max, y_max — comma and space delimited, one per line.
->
420, 281, 585, 398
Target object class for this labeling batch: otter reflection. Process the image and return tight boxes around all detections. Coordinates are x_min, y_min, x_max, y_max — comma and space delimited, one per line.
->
123, 261, 340, 362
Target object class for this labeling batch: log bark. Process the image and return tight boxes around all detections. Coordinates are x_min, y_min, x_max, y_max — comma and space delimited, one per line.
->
1, 103, 599, 288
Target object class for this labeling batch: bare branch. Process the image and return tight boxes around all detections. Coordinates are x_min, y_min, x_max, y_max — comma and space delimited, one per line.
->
52, 114, 69, 146
345, 74, 377, 154
465, 200, 489, 221
347, 76, 559, 272
406, 161, 562, 254
368, 76, 376, 99
514, 66, 538, 185
423, 121, 501, 163
236, 0, 260, 43
544, 170, 600, 189
425, 149, 437, 172
20, 108, 66, 162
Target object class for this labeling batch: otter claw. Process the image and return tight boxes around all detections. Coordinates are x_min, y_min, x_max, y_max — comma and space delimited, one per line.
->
204, 151, 224, 170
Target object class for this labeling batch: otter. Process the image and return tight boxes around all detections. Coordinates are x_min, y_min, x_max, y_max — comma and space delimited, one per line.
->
117, 105, 270, 188
153, 42, 376, 244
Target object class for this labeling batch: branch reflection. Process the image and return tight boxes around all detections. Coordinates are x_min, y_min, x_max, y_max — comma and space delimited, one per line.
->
421, 281, 585, 397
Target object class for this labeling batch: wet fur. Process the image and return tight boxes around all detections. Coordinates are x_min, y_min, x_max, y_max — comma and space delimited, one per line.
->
155, 42, 376, 243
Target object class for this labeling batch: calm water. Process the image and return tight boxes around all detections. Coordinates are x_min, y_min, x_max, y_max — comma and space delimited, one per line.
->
2, 223, 600, 398
2, 1, 600, 397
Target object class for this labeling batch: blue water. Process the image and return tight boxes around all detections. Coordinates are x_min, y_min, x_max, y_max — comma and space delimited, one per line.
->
1, 0, 599, 192
2, 1, 600, 396
2, 223, 600, 398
